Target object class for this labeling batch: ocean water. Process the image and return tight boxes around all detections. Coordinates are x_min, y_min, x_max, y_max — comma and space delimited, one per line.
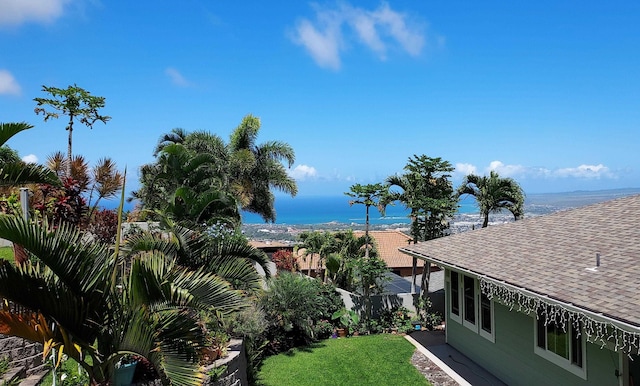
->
242, 188, 640, 225
242, 195, 479, 225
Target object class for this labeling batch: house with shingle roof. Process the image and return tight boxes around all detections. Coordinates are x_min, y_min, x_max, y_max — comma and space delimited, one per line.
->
400, 194, 640, 386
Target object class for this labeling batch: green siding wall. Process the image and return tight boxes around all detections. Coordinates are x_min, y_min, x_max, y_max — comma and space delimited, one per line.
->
446, 300, 621, 386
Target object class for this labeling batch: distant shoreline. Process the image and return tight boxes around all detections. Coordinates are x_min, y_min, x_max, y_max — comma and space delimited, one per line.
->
242, 188, 640, 242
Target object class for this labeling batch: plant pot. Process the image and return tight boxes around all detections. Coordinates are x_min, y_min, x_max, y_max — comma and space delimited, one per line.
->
114, 362, 137, 386
337, 328, 347, 338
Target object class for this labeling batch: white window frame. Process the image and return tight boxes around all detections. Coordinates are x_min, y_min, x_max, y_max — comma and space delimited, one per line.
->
447, 269, 495, 343
479, 291, 495, 342
462, 274, 478, 332
533, 315, 587, 380
448, 270, 461, 324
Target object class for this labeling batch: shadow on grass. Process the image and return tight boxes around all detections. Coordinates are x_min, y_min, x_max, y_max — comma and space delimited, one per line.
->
282, 341, 327, 356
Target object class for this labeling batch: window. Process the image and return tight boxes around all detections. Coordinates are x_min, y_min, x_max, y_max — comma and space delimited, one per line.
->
448, 270, 494, 342
480, 293, 492, 334
534, 311, 585, 378
450, 271, 460, 319
463, 275, 476, 325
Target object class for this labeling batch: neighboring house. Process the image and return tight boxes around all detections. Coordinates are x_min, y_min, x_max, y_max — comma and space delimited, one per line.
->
353, 230, 425, 277
400, 194, 640, 386
248, 240, 294, 260
292, 230, 427, 277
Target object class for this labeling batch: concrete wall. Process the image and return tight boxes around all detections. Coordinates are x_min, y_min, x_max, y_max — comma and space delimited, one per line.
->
337, 288, 418, 318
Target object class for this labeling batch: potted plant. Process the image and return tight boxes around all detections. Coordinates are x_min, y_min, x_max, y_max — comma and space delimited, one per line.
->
114, 355, 137, 386
332, 308, 360, 337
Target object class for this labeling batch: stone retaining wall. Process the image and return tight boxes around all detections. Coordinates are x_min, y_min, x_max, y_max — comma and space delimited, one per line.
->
204, 339, 248, 386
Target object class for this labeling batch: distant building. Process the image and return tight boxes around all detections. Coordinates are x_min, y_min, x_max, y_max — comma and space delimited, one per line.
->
248, 240, 294, 260
290, 230, 428, 278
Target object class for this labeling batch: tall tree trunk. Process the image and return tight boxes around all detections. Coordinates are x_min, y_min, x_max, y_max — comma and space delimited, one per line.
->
482, 212, 489, 228
67, 116, 74, 177
364, 205, 370, 258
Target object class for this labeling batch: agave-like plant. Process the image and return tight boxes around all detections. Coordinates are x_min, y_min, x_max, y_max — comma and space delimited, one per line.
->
0, 214, 248, 385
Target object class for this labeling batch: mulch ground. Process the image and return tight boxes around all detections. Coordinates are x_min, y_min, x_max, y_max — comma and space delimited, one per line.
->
411, 350, 459, 386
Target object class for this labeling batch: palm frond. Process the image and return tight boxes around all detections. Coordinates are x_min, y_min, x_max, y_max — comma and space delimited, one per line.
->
0, 162, 61, 187
0, 122, 33, 147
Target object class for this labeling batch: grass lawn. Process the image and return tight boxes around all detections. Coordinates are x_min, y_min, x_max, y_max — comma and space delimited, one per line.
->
0, 246, 13, 262
257, 334, 430, 386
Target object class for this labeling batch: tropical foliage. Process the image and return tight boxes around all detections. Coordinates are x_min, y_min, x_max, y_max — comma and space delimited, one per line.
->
132, 114, 297, 225
260, 273, 342, 355
0, 215, 251, 385
385, 155, 458, 242
457, 170, 525, 227
0, 122, 60, 191
294, 231, 335, 278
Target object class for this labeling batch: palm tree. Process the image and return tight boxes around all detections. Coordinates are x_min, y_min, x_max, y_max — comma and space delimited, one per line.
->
228, 114, 297, 222
345, 183, 387, 258
295, 231, 333, 278
135, 117, 297, 224
457, 170, 525, 228
0, 215, 248, 385
0, 122, 60, 188
327, 230, 368, 290
132, 143, 238, 227
384, 155, 458, 297
385, 155, 458, 242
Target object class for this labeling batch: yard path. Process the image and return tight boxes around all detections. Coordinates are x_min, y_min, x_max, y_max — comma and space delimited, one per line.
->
411, 350, 459, 386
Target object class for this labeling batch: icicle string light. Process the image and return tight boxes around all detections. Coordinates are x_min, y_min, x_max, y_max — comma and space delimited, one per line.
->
480, 278, 640, 355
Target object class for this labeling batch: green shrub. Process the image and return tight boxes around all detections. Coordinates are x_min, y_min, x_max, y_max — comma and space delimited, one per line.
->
379, 306, 414, 333
225, 302, 269, 384
0, 355, 10, 377
260, 272, 342, 354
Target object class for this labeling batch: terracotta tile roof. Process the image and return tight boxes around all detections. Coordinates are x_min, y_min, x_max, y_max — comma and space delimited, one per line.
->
400, 194, 640, 327
294, 230, 425, 271
353, 230, 425, 269
295, 247, 318, 271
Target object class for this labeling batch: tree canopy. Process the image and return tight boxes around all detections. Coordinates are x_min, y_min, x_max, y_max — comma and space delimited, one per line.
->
385, 155, 458, 242
34, 85, 110, 176
132, 114, 297, 226
457, 170, 525, 227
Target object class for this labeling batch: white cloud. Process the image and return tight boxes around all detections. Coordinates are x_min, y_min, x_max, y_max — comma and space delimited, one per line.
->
22, 154, 38, 164
454, 163, 477, 176
290, 2, 430, 69
554, 164, 612, 179
367, 2, 424, 56
455, 160, 616, 181
289, 164, 318, 180
291, 8, 343, 70
0, 0, 69, 27
0, 70, 21, 95
486, 160, 526, 177
164, 67, 191, 87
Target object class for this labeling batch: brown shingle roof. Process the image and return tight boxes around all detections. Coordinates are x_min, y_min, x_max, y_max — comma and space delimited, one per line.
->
400, 194, 640, 327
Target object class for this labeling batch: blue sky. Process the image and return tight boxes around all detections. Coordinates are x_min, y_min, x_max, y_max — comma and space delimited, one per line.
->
1, 0, 639, 199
